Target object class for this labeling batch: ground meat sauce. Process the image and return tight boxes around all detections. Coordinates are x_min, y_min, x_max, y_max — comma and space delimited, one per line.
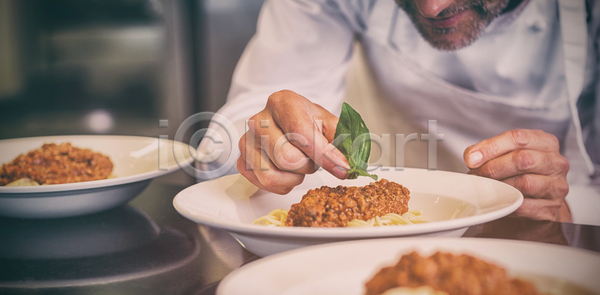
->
0, 143, 113, 185
365, 251, 543, 295
285, 179, 410, 227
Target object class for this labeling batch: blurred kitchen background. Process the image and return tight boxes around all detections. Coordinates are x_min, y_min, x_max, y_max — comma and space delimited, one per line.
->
0, 0, 265, 185
0, 0, 263, 142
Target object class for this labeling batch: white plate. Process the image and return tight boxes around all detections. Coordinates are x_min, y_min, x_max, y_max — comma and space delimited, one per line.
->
218, 238, 600, 295
0, 135, 194, 218
174, 168, 523, 256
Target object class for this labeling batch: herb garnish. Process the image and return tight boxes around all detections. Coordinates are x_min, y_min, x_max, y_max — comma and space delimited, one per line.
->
333, 102, 378, 180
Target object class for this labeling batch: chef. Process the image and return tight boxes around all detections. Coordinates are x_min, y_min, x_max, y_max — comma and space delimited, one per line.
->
196, 0, 599, 224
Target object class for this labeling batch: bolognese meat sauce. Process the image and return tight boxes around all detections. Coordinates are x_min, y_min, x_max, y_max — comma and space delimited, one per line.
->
365, 251, 542, 295
0, 143, 113, 185
285, 179, 410, 227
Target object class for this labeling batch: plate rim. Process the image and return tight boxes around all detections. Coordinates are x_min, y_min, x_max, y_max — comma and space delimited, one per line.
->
173, 168, 524, 238
0, 135, 194, 194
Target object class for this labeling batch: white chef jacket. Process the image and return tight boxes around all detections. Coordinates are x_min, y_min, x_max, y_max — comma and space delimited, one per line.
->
197, 0, 600, 224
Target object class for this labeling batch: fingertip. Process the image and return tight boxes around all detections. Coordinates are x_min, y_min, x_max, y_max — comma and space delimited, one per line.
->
330, 166, 348, 179
466, 150, 483, 168
325, 144, 351, 170
270, 186, 294, 195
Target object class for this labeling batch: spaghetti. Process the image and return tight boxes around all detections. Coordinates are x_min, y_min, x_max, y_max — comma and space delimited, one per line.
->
253, 209, 426, 227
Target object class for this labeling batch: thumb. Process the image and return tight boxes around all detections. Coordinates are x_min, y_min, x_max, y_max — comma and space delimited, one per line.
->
312, 104, 341, 143
309, 104, 350, 177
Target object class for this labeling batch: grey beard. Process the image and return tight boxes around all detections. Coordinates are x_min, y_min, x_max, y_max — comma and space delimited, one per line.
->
394, 0, 510, 51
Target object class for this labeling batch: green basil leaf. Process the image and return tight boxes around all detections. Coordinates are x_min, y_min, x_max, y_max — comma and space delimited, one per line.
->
333, 103, 378, 180
348, 167, 378, 180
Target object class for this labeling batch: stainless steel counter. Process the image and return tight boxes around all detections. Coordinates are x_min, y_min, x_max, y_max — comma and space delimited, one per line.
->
1, 177, 598, 295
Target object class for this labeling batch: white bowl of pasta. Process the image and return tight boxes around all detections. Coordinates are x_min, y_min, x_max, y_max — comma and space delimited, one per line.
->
217, 237, 600, 295
0, 135, 194, 218
174, 168, 523, 256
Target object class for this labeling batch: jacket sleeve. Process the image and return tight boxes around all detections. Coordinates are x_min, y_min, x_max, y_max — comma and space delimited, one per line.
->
196, 0, 360, 180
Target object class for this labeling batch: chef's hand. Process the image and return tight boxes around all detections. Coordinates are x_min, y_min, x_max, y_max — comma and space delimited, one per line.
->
237, 90, 349, 194
464, 129, 571, 221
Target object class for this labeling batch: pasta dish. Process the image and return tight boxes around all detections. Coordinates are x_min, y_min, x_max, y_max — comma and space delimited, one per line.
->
0, 143, 114, 186
253, 179, 426, 227
365, 251, 544, 295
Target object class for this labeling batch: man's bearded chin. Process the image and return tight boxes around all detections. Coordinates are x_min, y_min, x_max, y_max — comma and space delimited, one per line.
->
395, 0, 510, 51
